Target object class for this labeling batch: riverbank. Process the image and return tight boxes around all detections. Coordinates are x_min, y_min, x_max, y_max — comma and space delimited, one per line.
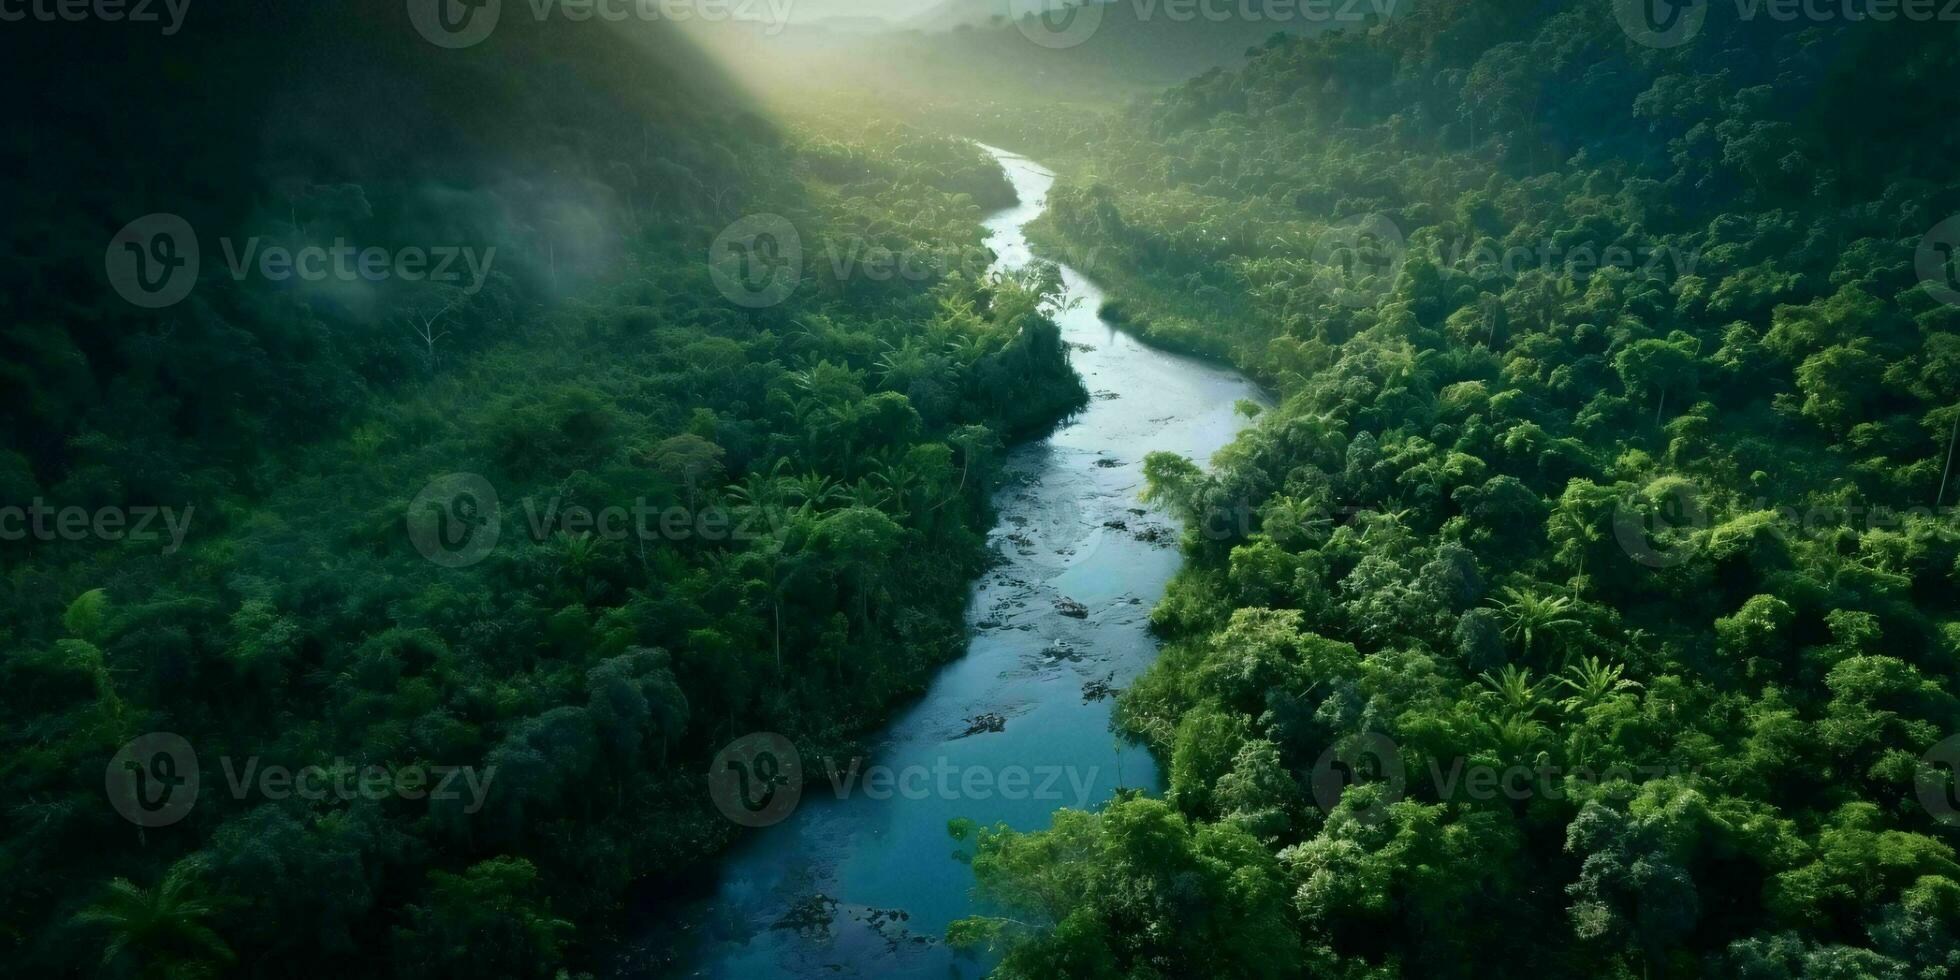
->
623, 145, 1269, 980
1021, 214, 1289, 399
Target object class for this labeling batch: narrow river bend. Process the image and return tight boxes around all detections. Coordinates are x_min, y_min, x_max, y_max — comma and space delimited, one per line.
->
635, 145, 1269, 979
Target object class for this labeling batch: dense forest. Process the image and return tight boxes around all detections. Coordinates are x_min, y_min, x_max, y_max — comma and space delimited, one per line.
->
683, 0, 1324, 105
0, 3, 1085, 975
9, 0, 1960, 977
946, 2, 1960, 978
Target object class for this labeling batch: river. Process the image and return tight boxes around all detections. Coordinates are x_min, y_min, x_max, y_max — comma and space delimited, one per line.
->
632, 144, 1269, 979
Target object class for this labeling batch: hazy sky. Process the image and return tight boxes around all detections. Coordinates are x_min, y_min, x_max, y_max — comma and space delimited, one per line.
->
778, 0, 1002, 24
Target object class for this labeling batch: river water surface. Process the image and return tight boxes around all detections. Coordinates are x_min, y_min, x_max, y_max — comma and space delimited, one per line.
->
636, 145, 1268, 979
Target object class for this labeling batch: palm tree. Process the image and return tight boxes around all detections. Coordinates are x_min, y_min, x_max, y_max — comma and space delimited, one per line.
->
1262, 495, 1332, 548
725, 459, 790, 527
549, 531, 602, 581
783, 317, 829, 356
943, 334, 982, 362
704, 541, 801, 675
869, 457, 921, 522
1478, 664, 1546, 719
752, 539, 801, 676
1476, 664, 1555, 768
785, 472, 844, 515
842, 477, 891, 513
941, 425, 999, 502
1488, 586, 1583, 658
787, 359, 862, 406
1554, 655, 1643, 714
872, 339, 929, 390
1483, 711, 1552, 761
1358, 504, 1416, 542
1938, 404, 1958, 508
73, 856, 234, 980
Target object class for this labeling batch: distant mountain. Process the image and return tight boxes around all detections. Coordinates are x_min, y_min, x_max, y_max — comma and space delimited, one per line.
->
901, 0, 1016, 32
691, 0, 1376, 104
807, 14, 901, 33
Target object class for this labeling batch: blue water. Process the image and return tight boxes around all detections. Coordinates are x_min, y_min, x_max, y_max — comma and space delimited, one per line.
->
632, 145, 1268, 979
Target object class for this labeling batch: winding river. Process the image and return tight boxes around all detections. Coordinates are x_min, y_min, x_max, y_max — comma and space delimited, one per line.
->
633, 145, 1269, 979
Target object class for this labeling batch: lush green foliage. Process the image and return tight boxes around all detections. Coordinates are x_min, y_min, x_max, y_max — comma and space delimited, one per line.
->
0, 4, 1083, 975
953, 3, 1960, 977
